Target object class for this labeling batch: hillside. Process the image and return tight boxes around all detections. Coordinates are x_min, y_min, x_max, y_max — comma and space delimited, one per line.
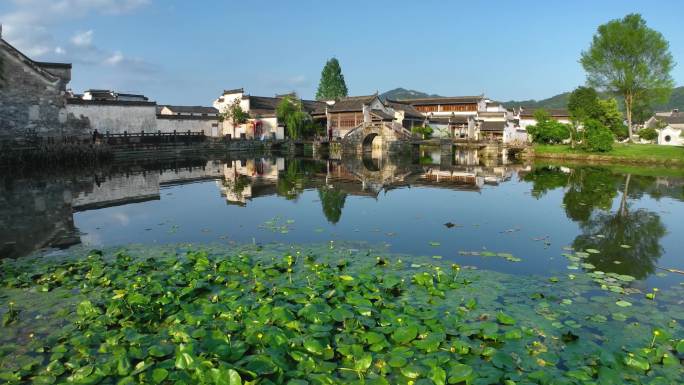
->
379, 88, 442, 101
503, 86, 684, 111
381, 86, 684, 112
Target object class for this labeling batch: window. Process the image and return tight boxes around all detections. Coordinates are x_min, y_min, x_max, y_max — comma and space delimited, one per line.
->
415, 105, 438, 112
441, 104, 477, 112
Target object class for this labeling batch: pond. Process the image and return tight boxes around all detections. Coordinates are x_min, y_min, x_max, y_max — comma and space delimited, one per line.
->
1, 148, 683, 384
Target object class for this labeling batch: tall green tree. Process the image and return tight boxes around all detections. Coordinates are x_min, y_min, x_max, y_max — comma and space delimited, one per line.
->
580, 13, 675, 141
315, 58, 348, 101
276, 95, 312, 140
568, 86, 602, 147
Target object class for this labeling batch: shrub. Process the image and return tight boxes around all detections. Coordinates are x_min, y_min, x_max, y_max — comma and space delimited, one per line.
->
583, 119, 614, 152
411, 125, 433, 139
527, 110, 571, 144
639, 127, 658, 141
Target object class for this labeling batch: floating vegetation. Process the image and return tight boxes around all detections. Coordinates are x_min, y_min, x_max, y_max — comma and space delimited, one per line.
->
0, 243, 682, 384
259, 217, 295, 234
458, 251, 522, 262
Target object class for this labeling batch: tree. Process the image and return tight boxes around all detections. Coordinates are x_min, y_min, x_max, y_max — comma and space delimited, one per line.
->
580, 13, 675, 142
411, 125, 433, 139
315, 58, 348, 101
583, 119, 614, 152
276, 95, 313, 140
638, 127, 658, 141
221, 99, 248, 127
568, 86, 602, 147
597, 98, 628, 140
526, 109, 571, 144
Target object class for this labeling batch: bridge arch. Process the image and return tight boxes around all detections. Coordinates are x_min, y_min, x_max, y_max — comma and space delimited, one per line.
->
361, 133, 381, 153
341, 123, 411, 154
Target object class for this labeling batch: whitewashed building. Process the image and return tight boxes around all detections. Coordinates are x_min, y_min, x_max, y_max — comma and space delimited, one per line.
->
213, 88, 325, 140
66, 91, 157, 135
400, 96, 487, 139
157, 105, 220, 136
646, 110, 684, 146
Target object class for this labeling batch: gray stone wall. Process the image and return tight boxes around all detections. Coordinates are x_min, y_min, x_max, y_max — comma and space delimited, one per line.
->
66, 101, 157, 134
0, 40, 89, 143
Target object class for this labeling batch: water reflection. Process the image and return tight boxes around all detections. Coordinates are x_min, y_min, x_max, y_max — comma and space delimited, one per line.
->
522, 165, 681, 278
1, 151, 683, 286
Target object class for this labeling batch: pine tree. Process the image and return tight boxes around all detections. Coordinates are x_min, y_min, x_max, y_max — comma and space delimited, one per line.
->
315, 58, 348, 101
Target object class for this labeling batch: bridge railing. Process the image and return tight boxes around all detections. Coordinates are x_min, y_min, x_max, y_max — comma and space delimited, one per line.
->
98, 130, 206, 146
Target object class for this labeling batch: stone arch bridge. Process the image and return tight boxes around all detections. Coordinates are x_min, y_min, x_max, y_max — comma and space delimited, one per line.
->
340, 123, 413, 154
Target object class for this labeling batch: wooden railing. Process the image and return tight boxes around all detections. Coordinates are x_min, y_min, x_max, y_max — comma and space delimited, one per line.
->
98, 130, 206, 146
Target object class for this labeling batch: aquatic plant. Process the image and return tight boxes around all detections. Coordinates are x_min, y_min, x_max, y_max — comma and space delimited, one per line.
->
0, 244, 682, 384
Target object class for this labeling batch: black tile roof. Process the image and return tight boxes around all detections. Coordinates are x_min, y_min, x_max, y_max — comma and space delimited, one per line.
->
223, 88, 244, 95
328, 95, 378, 113
402, 96, 483, 106
163, 105, 219, 114
246, 96, 325, 117
370, 109, 394, 121
656, 112, 684, 125
0, 38, 63, 83
384, 99, 425, 119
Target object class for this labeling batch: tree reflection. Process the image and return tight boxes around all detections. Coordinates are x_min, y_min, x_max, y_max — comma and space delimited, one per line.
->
318, 187, 347, 224
562, 167, 619, 222
526, 165, 668, 278
572, 208, 665, 279
522, 166, 569, 198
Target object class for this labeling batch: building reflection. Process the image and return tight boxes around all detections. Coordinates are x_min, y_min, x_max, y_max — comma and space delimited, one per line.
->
4, 151, 679, 261
219, 158, 283, 205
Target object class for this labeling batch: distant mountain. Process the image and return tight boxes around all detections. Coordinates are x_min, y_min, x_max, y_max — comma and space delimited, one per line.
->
381, 86, 684, 113
380, 88, 442, 101
503, 86, 684, 112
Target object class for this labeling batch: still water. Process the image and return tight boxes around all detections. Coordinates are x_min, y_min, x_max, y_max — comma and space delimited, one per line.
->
2, 149, 683, 288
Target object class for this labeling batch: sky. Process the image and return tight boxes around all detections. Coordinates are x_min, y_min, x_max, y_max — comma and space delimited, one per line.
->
1, 0, 683, 105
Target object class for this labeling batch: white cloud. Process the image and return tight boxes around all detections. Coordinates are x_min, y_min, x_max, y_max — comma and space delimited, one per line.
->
0, 0, 158, 92
71, 30, 93, 47
0, 0, 149, 61
103, 51, 124, 66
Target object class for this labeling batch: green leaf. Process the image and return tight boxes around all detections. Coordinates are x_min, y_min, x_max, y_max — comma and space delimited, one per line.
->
496, 311, 516, 325
623, 354, 649, 371
392, 325, 418, 344
447, 363, 473, 383
151, 368, 168, 384
175, 352, 195, 370
429, 365, 446, 385
615, 300, 632, 307
210, 368, 242, 385
149, 344, 174, 358
304, 339, 326, 355
676, 339, 684, 354
354, 352, 372, 372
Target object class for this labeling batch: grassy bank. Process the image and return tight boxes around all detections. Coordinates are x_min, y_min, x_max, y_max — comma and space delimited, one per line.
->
533, 144, 684, 165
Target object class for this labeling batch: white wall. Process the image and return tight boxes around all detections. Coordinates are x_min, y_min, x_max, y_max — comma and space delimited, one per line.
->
658, 126, 683, 146
156, 118, 219, 136
504, 124, 529, 144
67, 103, 157, 134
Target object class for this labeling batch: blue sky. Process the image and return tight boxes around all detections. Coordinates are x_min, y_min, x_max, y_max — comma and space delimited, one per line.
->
1, 0, 682, 105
